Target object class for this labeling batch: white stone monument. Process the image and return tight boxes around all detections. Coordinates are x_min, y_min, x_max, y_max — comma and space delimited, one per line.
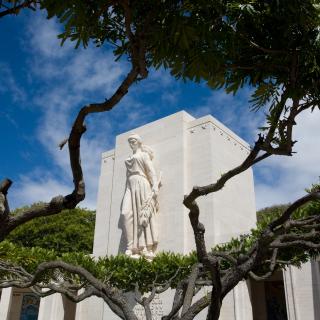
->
93, 111, 256, 256
76, 110, 256, 320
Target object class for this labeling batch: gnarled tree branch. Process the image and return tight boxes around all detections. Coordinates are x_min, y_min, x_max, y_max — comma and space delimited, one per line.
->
1, 2, 151, 241
0, 0, 36, 18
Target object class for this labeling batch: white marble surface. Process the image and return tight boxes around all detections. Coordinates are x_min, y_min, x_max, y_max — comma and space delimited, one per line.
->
0, 288, 13, 320
283, 261, 320, 320
87, 111, 256, 319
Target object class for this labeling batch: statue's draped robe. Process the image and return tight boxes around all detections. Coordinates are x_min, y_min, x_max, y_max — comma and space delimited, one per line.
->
121, 151, 158, 252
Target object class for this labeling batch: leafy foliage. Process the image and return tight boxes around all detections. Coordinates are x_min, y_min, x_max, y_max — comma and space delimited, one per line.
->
0, 241, 196, 293
1, 200, 319, 292
215, 199, 320, 273
36, 0, 320, 159
256, 204, 289, 224
40, 1, 320, 95
0, 1, 37, 17
7, 205, 95, 253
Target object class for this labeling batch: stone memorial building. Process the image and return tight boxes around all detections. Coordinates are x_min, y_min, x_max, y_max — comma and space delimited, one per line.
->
0, 111, 319, 320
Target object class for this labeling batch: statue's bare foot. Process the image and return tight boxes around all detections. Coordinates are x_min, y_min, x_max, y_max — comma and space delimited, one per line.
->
144, 250, 155, 260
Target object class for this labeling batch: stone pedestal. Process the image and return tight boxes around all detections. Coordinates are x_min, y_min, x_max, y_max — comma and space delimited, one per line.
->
77, 111, 256, 319
283, 261, 320, 320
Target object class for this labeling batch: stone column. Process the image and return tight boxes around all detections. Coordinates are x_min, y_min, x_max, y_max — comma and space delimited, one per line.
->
233, 281, 253, 320
75, 296, 105, 320
219, 282, 253, 320
0, 288, 13, 320
283, 261, 320, 320
38, 294, 65, 320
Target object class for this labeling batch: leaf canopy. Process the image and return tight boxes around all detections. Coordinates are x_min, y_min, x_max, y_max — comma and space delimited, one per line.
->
40, 0, 320, 110
7, 206, 95, 253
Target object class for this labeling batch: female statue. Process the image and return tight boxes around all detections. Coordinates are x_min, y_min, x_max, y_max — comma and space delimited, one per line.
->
121, 133, 160, 259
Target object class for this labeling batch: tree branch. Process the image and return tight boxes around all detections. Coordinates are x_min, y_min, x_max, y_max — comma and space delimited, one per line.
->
0, 178, 12, 194
183, 198, 222, 320
0, 178, 12, 218
2, 2, 150, 240
269, 191, 320, 231
180, 292, 212, 320
162, 280, 187, 320
181, 264, 200, 316
183, 134, 265, 205
0, 259, 137, 320
248, 248, 278, 281
183, 86, 305, 208
0, 0, 36, 18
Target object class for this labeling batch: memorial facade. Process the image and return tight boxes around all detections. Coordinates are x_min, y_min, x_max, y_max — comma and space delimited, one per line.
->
0, 111, 319, 320
93, 111, 256, 259
82, 111, 256, 319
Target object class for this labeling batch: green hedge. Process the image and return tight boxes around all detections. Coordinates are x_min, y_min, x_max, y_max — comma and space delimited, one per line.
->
8, 206, 95, 253
1, 199, 319, 292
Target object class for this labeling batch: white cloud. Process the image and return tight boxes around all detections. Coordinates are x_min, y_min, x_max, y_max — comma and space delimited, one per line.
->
0, 63, 26, 103
64, 50, 123, 92
15, 11, 319, 215
255, 109, 320, 209
11, 11, 179, 210
190, 88, 266, 143
142, 68, 175, 91
11, 173, 71, 209
161, 90, 179, 105
27, 14, 72, 59
9, 12, 127, 210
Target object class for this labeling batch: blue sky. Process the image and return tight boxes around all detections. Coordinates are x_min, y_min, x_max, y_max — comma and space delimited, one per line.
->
1, 11, 320, 211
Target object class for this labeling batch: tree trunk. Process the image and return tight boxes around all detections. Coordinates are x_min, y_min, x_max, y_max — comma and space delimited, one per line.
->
206, 297, 221, 320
